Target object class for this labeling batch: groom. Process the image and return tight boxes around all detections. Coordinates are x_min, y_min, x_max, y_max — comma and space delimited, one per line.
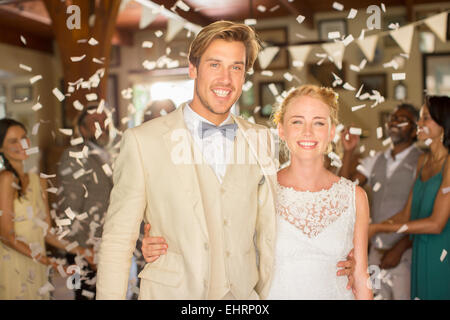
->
97, 21, 353, 300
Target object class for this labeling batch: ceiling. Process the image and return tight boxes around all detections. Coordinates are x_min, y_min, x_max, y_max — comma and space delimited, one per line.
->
0, 0, 447, 52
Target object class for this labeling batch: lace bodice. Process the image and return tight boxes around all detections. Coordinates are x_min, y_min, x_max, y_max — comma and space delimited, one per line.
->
267, 177, 356, 300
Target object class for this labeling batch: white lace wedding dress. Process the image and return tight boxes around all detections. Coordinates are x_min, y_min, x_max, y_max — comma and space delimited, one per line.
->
267, 177, 356, 300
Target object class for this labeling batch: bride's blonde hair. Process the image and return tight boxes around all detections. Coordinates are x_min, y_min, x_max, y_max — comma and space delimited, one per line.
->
272, 84, 339, 154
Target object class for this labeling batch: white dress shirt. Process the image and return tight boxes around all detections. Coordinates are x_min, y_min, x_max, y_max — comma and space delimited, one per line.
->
183, 104, 235, 184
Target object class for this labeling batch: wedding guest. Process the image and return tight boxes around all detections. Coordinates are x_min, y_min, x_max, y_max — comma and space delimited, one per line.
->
57, 104, 113, 300
369, 95, 450, 300
340, 103, 421, 300
0, 118, 90, 299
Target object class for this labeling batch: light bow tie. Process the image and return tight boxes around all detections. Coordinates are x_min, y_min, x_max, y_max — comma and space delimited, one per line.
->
199, 122, 238, 141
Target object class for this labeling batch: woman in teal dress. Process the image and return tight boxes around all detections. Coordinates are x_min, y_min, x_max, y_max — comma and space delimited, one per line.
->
369, 95, 449, 299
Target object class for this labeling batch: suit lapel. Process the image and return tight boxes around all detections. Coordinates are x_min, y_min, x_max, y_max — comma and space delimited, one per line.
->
231, 114, 278, 209
161, 104, 209, 239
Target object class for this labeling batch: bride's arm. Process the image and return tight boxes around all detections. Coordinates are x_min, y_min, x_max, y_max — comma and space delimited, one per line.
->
352, 186, 373, 300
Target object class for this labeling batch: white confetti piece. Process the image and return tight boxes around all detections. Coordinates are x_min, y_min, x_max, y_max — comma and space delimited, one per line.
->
57, 229, 70, 241
73, 168, 85, 180
155, 30, 163, 38
142, 60, 156, 70
359, 145, 365, 153
377, 127, 383, 139
352, 104, 366, 112
283, 72, 293, 82
175, 0, 190, 11
369, 150, 376, 157
373, 182, 381, 192
350, 64, 360, 72
52, 88, 65, 101
270, 5, 280, 12
244, 19, 257, 26
94, 122, 102, 139
69, 151, 84, 159
261, 70, 273, 77
347, 8, 357, 19
38, 282, 54, 296
25, 147, 39, 155
296, 15, 305, 24
86, 93, 98, 101
359, 59, 367, 70
88, 37, 98, 46
76, 212, 89, 221
332, 1, 344, 11
257, 5, 266, 12
242, 81, 253, 91
46, 188, 58, 194
349, 127, 362, 135
382, 137, 392, 146
32, 123, 40, 136
59, 128, 73, 136
56, 218, 71, 227
81, 290, 95, 299
328, 31, 341, 39
343, 34, 354, 46
30, 75, 42, 84
142, 41, 153, 48
381, 3, 386, 12
20, 139, 29, 149
92, 57, 104, 64
102, 163, 112, 177
440, 249, 447, 262
73, 100, 84, 111
65, 241, 79, 252
40, 173, 56, 179
70, 55, 86, 62
70, 137, 84, 146
442, 186, 450, 194
31, 102, 42, 112
397, 122, 409, 127
424, 138, 433, 146
396, 224, 408, 233
356, 165, 369, 176
392, 73, 406, 81
293, 60, 304, 68
375, 236, 383, 248
343, 82, 356, 91
65, 207, 76, 220
20, 35, 27, 45
19, 64, 32, 72
253, 106, 261, 114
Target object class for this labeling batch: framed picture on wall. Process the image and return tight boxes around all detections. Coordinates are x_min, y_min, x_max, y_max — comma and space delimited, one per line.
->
357, 73, 387, 98
12, 85, 32, 103
423, 52, 450, 97
259, 81, 285, 117
254, 28, 289, 70
317, 19, 347, 41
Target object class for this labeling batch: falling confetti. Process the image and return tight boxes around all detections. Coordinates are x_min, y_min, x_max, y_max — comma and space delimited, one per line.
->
382, 137, 392, 146
52, 88, 65, 102
343, 34, 354, 46
296, 15, 305, 24
373, 182, 381, 192
347, 8, 357, 19
261, 70, 274, 77
396, 224, 408, 233
30, 75, 43, 84
59, 128, 73, 136
392, 73, 406, 80
244, 19, 257, 26
377, 127, 383, 139
343, 82, 356, 91
88, 37, 99, 46
19, 64, 32, 72
349, 127, 362, 135
270, 5, 280, 12
440, 249, 447, 262
332, 2, 344, 11
86, 93, 98, 101
424, 138, 433, 146
352, 104, 366, 112
257, 5, 266, 12
20, 35, 27, 45
442, 186, 450, 194
25, 147, 39, 155
102, 164, 112, 177
70, 55, 86, 62
32, 102, 42, 112
328, 31, 340, 39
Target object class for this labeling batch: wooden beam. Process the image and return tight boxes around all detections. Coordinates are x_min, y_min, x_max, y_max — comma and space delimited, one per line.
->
278, 0, 314, 29
43, 0, 121, 126
149, 0, 213, 26
0, 25, 53, 53
405, 0, 415, 22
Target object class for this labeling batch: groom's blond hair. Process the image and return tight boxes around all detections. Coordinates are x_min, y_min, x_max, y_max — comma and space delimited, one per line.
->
188, 21, 261, 72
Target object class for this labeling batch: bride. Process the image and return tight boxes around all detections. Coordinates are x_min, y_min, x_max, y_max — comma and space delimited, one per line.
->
140, 85, 372, 300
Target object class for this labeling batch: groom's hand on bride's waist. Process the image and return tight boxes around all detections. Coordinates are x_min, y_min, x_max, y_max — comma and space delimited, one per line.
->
141, 223, 168, 263
336, 248, 355, 291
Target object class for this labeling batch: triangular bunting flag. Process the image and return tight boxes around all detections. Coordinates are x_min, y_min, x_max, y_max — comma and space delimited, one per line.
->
424, 12, 448, 43
258, 46, 280, 69
165, 18, 186, 42
139, 6, 159, 29
322, 42, 345, 70
390, 25, 415, 54
287, 45, 311, 69
356, 35, 378, 62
